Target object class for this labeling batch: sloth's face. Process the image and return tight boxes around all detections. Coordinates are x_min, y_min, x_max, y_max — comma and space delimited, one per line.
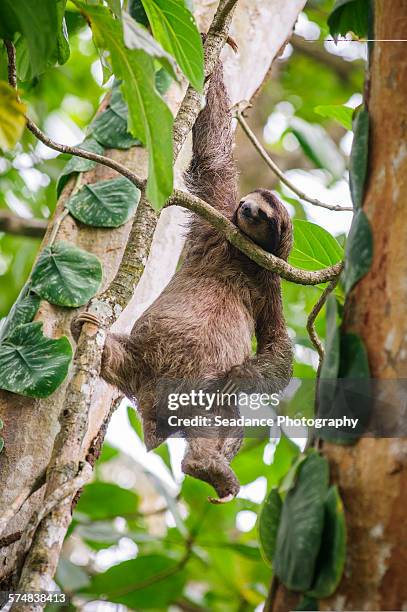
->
235, 189, 293, 260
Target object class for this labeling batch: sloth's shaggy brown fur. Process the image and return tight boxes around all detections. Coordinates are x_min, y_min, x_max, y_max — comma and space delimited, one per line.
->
83, 63, 293, 501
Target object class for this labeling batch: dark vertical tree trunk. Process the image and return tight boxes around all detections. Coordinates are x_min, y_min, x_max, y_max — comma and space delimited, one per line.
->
323, 1, 407, 608
274, 1, 407, 610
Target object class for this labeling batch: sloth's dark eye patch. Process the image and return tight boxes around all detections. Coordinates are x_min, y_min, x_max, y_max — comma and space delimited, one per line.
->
258, 208, 268, 221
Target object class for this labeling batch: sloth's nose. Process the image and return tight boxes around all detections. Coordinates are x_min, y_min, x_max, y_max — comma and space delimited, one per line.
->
241, 202, 254, 218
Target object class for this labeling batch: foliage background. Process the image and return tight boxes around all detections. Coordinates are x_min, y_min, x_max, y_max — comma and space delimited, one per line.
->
0, 0, 365, 609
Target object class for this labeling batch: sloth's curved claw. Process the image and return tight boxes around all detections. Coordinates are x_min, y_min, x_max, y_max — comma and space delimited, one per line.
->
207, 493, 235, 505
77, 313, 101, 327
71, 312, 102, 342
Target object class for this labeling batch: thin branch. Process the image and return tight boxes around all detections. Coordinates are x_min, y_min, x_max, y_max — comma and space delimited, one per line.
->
13, 463, 93, 583
307, 275, 341, 365
168, 189, 344, 285
0, 471, 46, 539
234, 105, 353, 212
0, 210, 47, 238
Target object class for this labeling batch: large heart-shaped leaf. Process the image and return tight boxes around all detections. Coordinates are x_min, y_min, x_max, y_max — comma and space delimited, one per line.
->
57, 137, 105, 197
91, 107, 140, 149
0, 81, 27, 151
274, 452, 329, 592
80, 555, 186, 608
66, 178, 140, 228
258, 488, 282, 566
289, 220, 344, 271
140, 0, 204, 91
76, 2, 174, 208
349, 107, 369, 209
307, 486, 346, 598
0, 322, 72, 398
343, 209, 373, 294
31, 241, 102, 307
0, 289, 40, 343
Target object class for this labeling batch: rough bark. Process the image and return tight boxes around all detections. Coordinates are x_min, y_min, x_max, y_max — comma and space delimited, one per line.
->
273, 2, 407, 610
0, 0, 307, 593
322, 2, 407, 609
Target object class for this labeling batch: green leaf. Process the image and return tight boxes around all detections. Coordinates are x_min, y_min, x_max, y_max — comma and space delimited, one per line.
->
155, 67, 173, 95
127, 404, 143, 439
0, 289, 40, 343
91, 107, 140, 149
0, 322, 72, 398
339, 332, 369, 378
349, 107, 369, 209
56, 558, 90, 592
289, 220, 344, 271
31, 241, 102, 308
0, 81, 27, 151
66, 178, 140, 228
314, 105, 353, 131
129, 0, 149, 27
80, 555, 186, 608
343, 210, 373, 294
295, 596, 319, 611
57, 138, 105, 197
274, 453, 329, 592
0, 0, 59, 79
307, 486, 346, 598
0, 437, 4, 453
140, 0, 204, 91
328, 0, 369, 39
279, 454, 307, 495
258, 488, 282, 566
76, 482, 139, 520
319, 296, 341, 381
287, 117, 345, 179
55, 0, 70, 65
76, 2, 174, 208
122, 12, 179, 81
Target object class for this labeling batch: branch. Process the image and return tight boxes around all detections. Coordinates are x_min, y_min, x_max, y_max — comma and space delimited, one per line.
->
0, 210, 47, 238
234, 105, 353, 212
0, 472, 46, 539
14, 463, 92, 580
306, 275, 340, 368
168, 189, 344, 285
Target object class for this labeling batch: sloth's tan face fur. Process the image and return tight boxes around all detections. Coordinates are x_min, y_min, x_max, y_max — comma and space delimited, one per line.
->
235, 189, 293, 260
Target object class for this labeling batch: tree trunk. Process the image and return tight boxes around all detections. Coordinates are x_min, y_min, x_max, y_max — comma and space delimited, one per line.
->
322, 2, 407, 609
274, 2, 407, 610
0, 0, 306, 590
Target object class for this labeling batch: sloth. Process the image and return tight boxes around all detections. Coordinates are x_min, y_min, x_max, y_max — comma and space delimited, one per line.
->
74, 62, 293, 503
